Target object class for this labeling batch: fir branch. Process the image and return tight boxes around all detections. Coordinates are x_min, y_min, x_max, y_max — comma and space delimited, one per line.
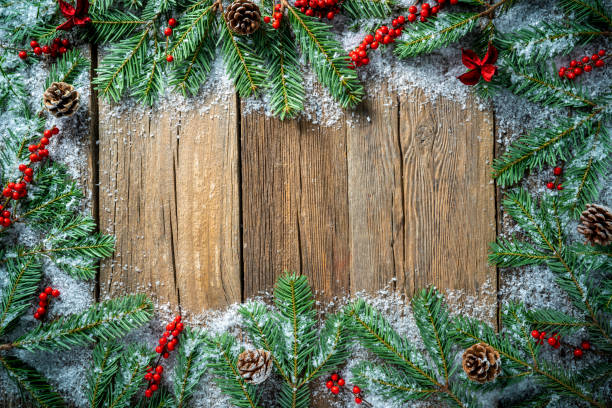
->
395, 13, 479, 58
219, 12, 266, 97
12, 294, 153, 352
141, 0, 178, 20
173, 328, 209, 408
526, 308, 592, 335
492, 110, 602, 186
0, 255, 42, 336
94, 28, 151, 102
105, 345, 154, 408
352, 362, 438, 402
203, 333, 262, 408
563, 123, 612, 218
502, 62, 598, 108
0, 354, 65, 408
168, 0, 217, 61
559, 0, 612, 27
131, 34, 164, 105
489, 237, 551, 267
87, 342, 123, 408
495, 21, 610, 63
90, 10, 147, 43
341, 0, 393, 19
411, 288, 453, 384
286, 5, 364, 108
253, 26, 305, 120
46, 49, 90, 90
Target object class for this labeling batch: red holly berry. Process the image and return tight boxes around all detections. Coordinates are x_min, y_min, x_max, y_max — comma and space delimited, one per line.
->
553, 166, 562, 176
569, 60, 577, 68
52, 127, 59, 135
62, 38, 70, 47
168, 18, 177, 27
408, 5, 417, 13
145, 389, 152, 398
531, 330, 539, 338
45, 287, 53, 295
39, 293, 48, 301
546, 182, 554, 190
155, 365, 163, 374
421, 2, 430, 9
153, 373, 161, 382
24, 168, 33, 177
338, 378, 345, 386
164, 27, 173, 36
370, 41, 379, 49
155, 345, 163, 353
30, 40, 39, 48
584, 64, 592, 72
326, 380, 333, 389
573, 67, 582, 76
150, 384, 159, 391
166, 55, 174, 62
52, 289, 60, 297
574, 348, 583, 358
163, 352, 170, 358
556, 184, 563, 190
581, 340, 590, 350
595, 59, 604, 68
34, 312, 41, 319
566, 72, 575, 80
598, 49, 605, 56
33, 47, 42, 55
547, 337, 556, 346
407, 13, 416, 22
331, 385, 340, 395
19, 51, 28, 59
37, 307, 46, 315
353, 386, 361, 394
355, 397, 363, 404
175, 315, 181, 322
264, 16, 271, 23
331, 373, 339, 381
581, 56, 589, 63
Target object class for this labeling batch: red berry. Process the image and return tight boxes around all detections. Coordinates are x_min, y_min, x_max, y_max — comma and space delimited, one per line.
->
272, 20, 280, 28
30, 40, 38, 48
370, 41, 379, 49
353, 386, 361, 394
421, 2, 430, 9
431, 6, 439, 13
1, 218, 11, 227
573, 348, 583, 358
408, 5, 417, 13
37, 307, 46, 315
163, 352, 170, 358
569, 60, 577, 68
175, 315, 181, 322
150, 384, 158, 391
547, 337, 556, 346
355, 397, 363, 404
62, 38, 70, 47
145, 389, 152, 398
33, 47, 42, 55
364, 34, 374, 44
361, 57, 369, 65
29, 153, 38, 162
42, 45, 50, 54
19, 51, 28, 59
155, 365, 163, 374
421, 9, 430, 17
176, 322, 184, 331
153, 373, 161, 382
325, 380, 333, 389
392, 19, 398, 27
59, 47, 67, 54
144, 373, 152, 381
159, 337, 167, 346
327, 11, 334, 19
45, 287, 53, 295
598, 49, 605, 56
566, 72, 575, 80
168, 18, 177, 27
24, 168, 33, 177
52, 289, 60, 297
28, 144, 38, 152
39, 293, 48, 301
573, 67, 582, 76
581, 341, 590, 350
553, 167, 562, 176
581, 56, 589, 63
155, 345, 163, 353
264, 16, 271, 23
19, 164, 26, 172
38, 149, 48, 158
558, 67, 566, 77
450, 0, 458, 4
420, 15, 427, 22
41, 137, 50, 146
546, 182, 554, 190
34, 312, 41, 319
172, 329, 180, 337
331, 373, 339, 381
397, 15, 405, 24
556, 184, 563, 190
167, 342, 176, 351
583, 63, 593, 72
531, 330, 539, 338
166, 55, 174, 62
39, 300, 48, 307
407, 13, 416, 22
52, 127, 59, 135
331, 386, 339, 395
595, 59, 604, 68
338, 378, 345, 386
164, 27, 173, 36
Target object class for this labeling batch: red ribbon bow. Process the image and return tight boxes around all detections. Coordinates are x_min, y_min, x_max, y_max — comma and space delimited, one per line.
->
57, 0, 91, 31
457, 44, 498, 85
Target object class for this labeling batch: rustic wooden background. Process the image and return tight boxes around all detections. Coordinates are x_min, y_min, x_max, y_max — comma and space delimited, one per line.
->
96, 81, 497, 316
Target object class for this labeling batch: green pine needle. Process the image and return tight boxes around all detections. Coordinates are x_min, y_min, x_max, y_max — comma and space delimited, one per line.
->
0, 256, 42, 336
173, 328, 210, 408
46, 49, 90, 90
87, 341, 123, 408
558, 0, 612, 26
341, 0, 394, 19
0, 355, 65, 408
104, 345, 154, 408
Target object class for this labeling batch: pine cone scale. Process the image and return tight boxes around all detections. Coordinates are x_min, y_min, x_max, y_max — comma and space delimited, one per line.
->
238, 349, 273, 384
577, 204, 612, 246
43, 82, 80, 117
225, 0, 261, 35
462, 342, 501, 383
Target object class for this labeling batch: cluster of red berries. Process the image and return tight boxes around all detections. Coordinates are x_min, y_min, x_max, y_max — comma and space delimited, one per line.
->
531, 330, 592, 358
34, 287, 60, 320
19, 38, 72, 60
263, 4, 284, 29
325, 373, 367, 405
145, 315, 184, 397
293, 0, 340, 20
348, 1, 455, 69
164, 18, 178, 62
558, 49, 606, 80
546, 166, 563, 191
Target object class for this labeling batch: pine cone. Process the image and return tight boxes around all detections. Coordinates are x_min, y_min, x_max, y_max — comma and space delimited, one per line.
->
43, 82, 79, 117
225, 0, 261, 35
462, 342, 501, 383
577, 204, 612, 246
237, 349, 273, 384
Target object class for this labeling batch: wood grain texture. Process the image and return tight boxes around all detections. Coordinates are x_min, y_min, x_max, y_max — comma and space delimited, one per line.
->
240, 110, 350, 301
346, 86, 404, 293
97, 93, 241, 312
399, 89, 496, 304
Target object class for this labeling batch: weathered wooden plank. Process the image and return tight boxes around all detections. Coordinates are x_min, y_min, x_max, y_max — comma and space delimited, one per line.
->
398, 89, 496, 306
346, 86, 404, 293
241, 111, 351, 301
98, 93, 241, 313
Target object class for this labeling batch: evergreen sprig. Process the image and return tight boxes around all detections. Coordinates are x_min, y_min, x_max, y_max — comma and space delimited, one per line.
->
558, 0, 612, 27
46, 49, 90, 90
172, 328, 210, 408
341, 0, 393, 20
12, 294, 154, 352
104, 345, 154, 408
87, 342, 124, 408
0, 256, 42, 336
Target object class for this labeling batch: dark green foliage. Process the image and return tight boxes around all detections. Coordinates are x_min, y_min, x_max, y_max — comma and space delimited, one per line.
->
104, 345, 154, 408
341, 0, 393, 20
46, 49, 90, 90
172, 328, 210, 408
87, 342, 124, 408
395, 13, 479, 58
13, 294, 154, 352
0, 355, 65, 408
0, 256, 42, 336
558, 0, 612, 26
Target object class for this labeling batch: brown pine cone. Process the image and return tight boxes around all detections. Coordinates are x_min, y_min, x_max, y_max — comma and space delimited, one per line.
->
225, 0, 261, 35
462, 342, 501, 383
43, 82, 79, 117
577, 204, 612, 246
237, 349, 273, 384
